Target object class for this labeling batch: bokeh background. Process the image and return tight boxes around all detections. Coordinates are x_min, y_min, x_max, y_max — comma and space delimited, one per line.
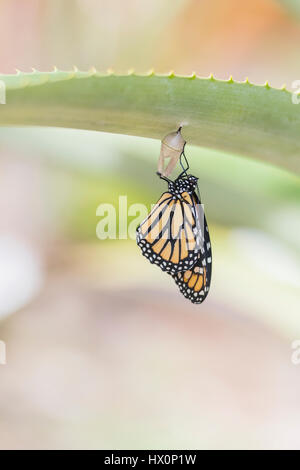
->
0, 0, 300, 450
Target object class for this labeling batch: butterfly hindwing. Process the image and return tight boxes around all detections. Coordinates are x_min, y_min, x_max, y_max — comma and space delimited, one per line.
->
170, 205, 212, 304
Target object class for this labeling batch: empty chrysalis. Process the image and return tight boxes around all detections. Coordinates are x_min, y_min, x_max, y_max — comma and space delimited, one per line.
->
157, 127, 186, 177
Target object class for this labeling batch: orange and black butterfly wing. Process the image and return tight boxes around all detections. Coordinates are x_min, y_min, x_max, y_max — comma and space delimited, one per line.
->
170, 198, 212, 304
136, 191, 200, 273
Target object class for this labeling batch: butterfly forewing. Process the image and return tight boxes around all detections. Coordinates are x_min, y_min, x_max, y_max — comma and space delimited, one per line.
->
136, 191, 200, 274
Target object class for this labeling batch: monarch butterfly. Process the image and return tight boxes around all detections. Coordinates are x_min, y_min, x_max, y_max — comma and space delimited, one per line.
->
136, 137, 212, 304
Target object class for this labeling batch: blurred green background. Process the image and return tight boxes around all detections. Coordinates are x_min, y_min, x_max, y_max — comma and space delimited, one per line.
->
0, 0, 300, 450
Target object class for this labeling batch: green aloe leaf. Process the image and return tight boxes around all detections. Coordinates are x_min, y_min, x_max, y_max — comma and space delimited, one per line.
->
0, 70, 299, 174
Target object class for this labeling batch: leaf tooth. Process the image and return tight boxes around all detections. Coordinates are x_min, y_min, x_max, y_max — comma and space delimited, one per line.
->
13, 68, 32, 87
281, 83, 287, 91
227, 75, 234, 84
72, 65, 79, 73
209, 73, 215, 81
106, 68, 115, 76
88, 66, 97, 76
244, 77, 254, 86
189, 72, 197, 79
169, 71, 189, 79
264, 80, 270, 89
146, 69, 155, 77
157, 70, 183, 78
127, 68, 135, 76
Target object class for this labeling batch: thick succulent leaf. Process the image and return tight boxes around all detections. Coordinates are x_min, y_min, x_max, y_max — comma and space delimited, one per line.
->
0, 70, 299, 174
